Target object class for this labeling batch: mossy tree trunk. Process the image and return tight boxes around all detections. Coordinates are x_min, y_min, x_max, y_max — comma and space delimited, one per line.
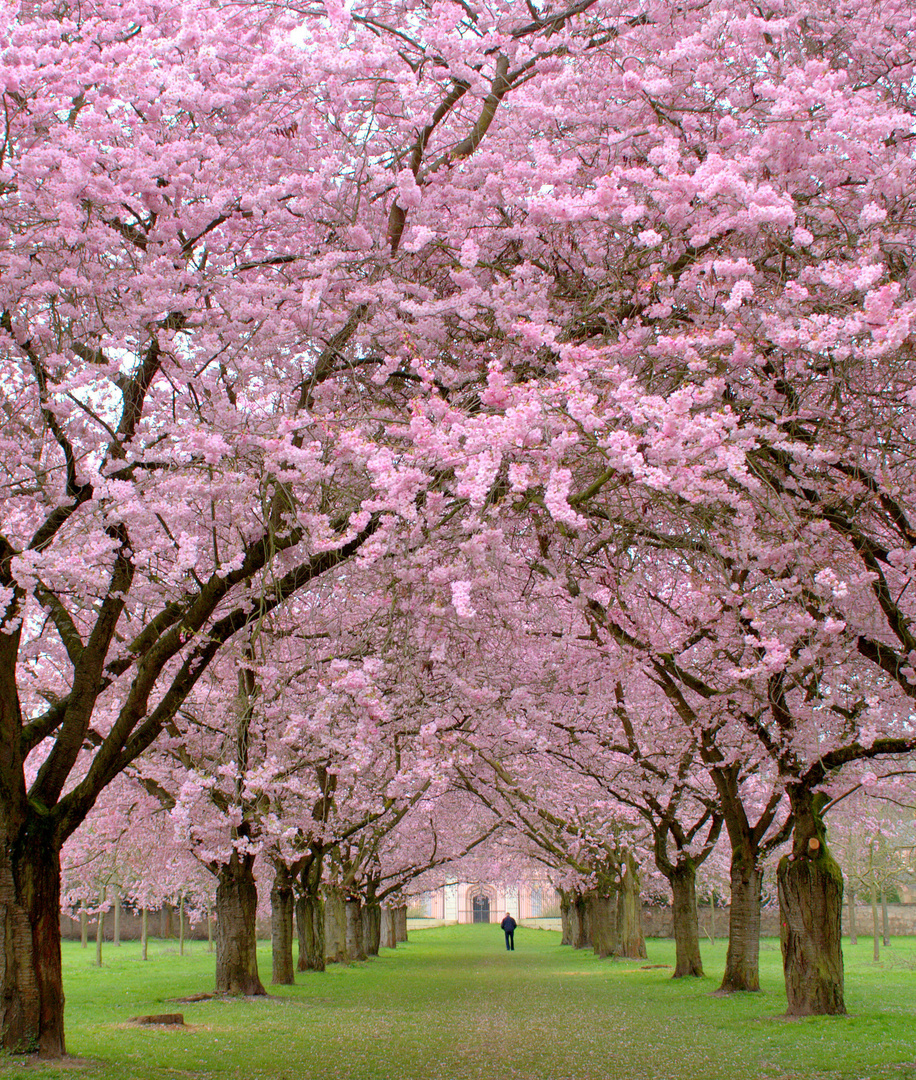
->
571, 892, 591, 949
363, 903, 381, 956
588, 891, 617, 959
380, 905, 398, 949
777, 788, 845, 1016
614, 851, 647, 960
363, 880, 381, 957
0, 815, 65, 1057
710, 763, 789, 994
668, 862, 703, 977
345, 899, 366, 961
324, 887, 347, 964
215, 851, 266, 996
651, 810, 720, 980
721, 850, 764, 993
295, 891, 326, 972
559, 891, 571, 945
296, 849, 325, 973
270, 862, 296, 985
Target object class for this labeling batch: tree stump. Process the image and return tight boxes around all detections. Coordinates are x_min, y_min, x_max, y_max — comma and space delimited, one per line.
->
129, 1014, 185, 1026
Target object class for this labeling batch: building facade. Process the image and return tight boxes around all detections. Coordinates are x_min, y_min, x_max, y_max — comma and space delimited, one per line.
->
411, 880, 560, 924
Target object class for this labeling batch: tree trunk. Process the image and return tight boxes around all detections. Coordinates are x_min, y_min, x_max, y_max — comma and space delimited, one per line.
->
588, 892, 617, 959
363, 904, 381, 957
0, 818, 66, 1057
80, 909, 88, 949
669, 863, 703, 977
295, 892, 325, 972
847, 886, 856, 945
614, 852, 647, 960
380, 905, 398, 949
566, 894, 579, 946
113, 890, 121, 947
881, 889, 890, 946
270, 864, 296, 985
345, 899, 366, 961
559, 892, 571, 945
710, 762, 785, 994
719, 840, 763, 993
871, 878, 880, 962
95, 897, 104, 968
396, 905, 408, 943
571, 893, 591, 949
214, 853, 266, 996
777, 788, 845, 1016
324, 888, 347, 965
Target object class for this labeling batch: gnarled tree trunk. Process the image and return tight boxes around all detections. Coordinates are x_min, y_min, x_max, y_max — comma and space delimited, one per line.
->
396, 905, 408, 943
720, 853, 763, 992
669, 862, 703, 977
588, 891, 617, 959
614, 851, 647, 960
559, 891, 572, 945
296, 851, 325, 973
215, 852, 266, 996
380, 905, 398, 949
711, 762, 779, 995
363, 904, 381, 956
777, 788, 845, 1016
324, 888, 347, 964
295, 891, 325, 972
570, 892, 591, 949
0, 817, 65, 1057
345, 899, 366, 961
270, 863, 295, 985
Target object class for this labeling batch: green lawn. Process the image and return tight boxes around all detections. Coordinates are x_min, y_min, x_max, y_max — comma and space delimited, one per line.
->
3, 926, 916, 1080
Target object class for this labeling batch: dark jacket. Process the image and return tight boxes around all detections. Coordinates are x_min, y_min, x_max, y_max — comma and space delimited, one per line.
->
501, 915, 517, 932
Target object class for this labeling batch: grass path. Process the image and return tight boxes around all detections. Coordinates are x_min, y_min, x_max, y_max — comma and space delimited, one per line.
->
3, 925, 916, 1080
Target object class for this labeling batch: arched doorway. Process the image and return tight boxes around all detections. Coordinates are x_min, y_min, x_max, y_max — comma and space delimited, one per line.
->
472, 894, 491, 923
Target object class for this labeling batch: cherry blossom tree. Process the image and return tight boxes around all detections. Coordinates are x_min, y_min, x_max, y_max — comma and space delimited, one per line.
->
0, 0, 409, 1050
7, 0, 916, 1053
399, 0, 916, 1014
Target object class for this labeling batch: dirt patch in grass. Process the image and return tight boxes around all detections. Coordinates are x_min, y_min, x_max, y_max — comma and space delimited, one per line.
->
0, 1055, 101, 1070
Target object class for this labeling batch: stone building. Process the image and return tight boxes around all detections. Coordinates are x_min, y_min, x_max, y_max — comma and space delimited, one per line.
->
410, 880, 560, 923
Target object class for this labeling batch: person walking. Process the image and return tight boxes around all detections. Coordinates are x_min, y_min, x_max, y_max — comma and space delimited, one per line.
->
501, 912, 517, 951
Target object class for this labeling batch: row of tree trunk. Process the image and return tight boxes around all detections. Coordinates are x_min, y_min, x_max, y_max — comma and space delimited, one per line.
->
559, 853, 649, 961
213, 853, 408, 994
567, 800, 846, 1020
